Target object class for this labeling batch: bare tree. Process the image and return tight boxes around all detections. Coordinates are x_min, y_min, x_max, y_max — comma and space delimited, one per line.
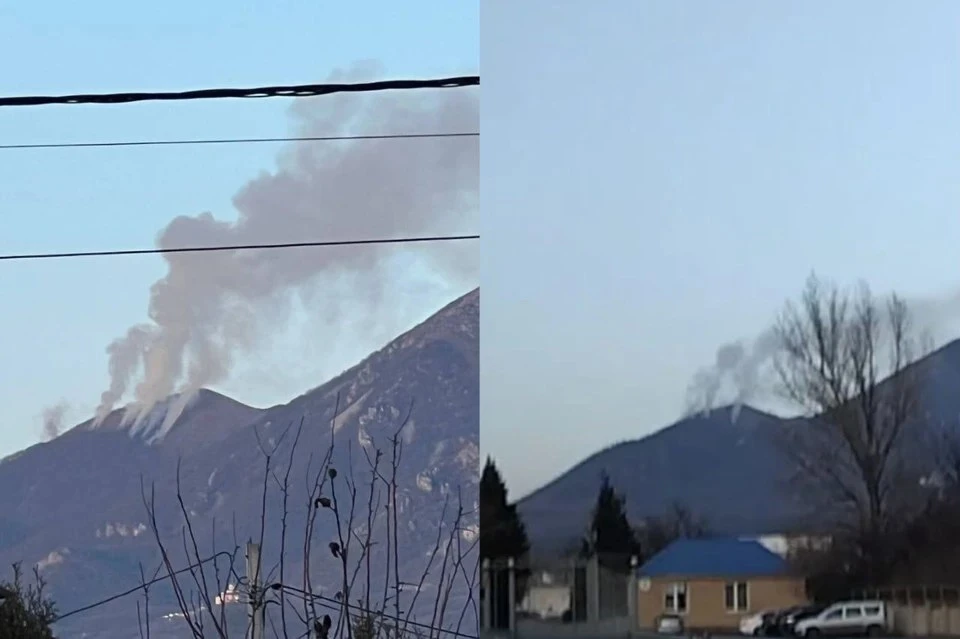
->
140, 399, 478, 639
638, 501, 710, 558
772, 274, 929, 580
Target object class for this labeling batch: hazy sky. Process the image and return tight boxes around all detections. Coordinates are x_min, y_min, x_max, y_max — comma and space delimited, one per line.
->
0, 2, 477, 456
481, 0, 960, 499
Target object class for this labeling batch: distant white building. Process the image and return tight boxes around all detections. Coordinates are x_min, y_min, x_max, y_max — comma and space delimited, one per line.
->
215, 583, 243, 606
519, 571, 571, 619
745, 533, 832, 558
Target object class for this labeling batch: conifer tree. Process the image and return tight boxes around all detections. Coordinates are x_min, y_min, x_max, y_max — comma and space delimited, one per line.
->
480, 457, 529, 561
581, 472, 640, 570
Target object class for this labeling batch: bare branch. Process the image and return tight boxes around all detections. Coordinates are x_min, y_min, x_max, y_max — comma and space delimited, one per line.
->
771, 274, 929, 580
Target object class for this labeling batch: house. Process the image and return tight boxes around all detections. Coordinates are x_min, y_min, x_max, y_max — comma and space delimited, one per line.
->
636, 538, 807, 631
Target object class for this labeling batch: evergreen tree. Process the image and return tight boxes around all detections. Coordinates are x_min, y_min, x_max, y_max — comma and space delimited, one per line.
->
480, 457, 529, 560
581, 472, 640, 570
480, 457, 530, 613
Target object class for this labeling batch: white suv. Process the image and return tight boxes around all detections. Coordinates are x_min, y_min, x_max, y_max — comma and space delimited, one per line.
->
794, 601, 887, 637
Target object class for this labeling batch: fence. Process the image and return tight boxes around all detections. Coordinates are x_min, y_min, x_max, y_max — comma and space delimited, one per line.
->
481, 554, 638, 637
852, 586, 960, 636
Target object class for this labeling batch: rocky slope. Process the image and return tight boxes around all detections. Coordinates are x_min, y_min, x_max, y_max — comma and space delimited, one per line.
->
0, 287, 479, 638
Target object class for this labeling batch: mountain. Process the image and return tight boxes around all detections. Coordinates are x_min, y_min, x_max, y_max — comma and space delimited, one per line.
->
516, 406, 798, 557
516, 337, 960, 558
0, 287, 479, 638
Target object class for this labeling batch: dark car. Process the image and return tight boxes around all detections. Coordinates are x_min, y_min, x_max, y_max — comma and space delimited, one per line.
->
780, 605, 825, 636
758, 611, 778, 634
759, 608, 794, 636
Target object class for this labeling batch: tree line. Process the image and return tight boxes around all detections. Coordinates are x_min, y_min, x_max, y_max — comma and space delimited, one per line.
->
480, 459, 710, 577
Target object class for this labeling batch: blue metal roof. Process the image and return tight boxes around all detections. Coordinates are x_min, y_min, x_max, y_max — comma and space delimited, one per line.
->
638, 538, 788, 578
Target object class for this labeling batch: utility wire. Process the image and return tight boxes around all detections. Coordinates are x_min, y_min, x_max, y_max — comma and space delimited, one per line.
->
275, 584, 479, 639
0, 233, 479, 263
0, 76, 478, 108
0, 131, 478, 151
52, 552, 232, 623
54, 561, 480, 635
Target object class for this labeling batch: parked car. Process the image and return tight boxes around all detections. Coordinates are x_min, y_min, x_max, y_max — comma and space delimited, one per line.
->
656, 614, 685, 635
779, 605, 825, 636
741, 610, 775, 635
794, 600, 887, 637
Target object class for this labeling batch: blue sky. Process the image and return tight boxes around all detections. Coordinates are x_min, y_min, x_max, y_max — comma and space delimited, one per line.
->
0, 1, 477, 456
482, 0, 960, 498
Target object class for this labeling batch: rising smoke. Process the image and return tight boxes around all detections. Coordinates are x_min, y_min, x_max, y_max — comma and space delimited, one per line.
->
684, 329, 781, 419
94, 61, 478, 429
684, 285, 960, 421
41, 401, 69, 440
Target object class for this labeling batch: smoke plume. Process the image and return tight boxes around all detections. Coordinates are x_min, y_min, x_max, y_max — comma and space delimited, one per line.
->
41, 402, 69, 441
94, 61, 478, 428
684, 285, 960, 420
684, 329, 781, 419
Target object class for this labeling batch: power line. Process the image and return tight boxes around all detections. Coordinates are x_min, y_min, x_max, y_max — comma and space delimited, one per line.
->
0, 131, 479, 151
0, 76, 479, 108
275, 584, 479, 639
53, 552, 231, 623
0, 233, 479, 263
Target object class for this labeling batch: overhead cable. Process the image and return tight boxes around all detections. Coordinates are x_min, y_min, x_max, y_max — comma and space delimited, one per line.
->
0, 131, 478, 151
0, 233, 479, 263
0, 76, 479, 108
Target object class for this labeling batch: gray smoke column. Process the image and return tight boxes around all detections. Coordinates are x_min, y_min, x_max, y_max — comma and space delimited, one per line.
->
94, 61, 478, 427
684, 329, 780, 419
41, 401, 69, 440
683, 286, 960, 421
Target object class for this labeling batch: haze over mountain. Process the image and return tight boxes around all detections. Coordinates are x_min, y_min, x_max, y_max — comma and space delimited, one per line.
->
0, 288, 479, 638
516, 338, 960, 557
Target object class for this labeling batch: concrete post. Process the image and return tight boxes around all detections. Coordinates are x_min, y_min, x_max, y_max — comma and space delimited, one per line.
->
569, 557, 578, 622
245, 541, 264, 639
481, 558, 492, 630
507, 557, 517, 636
628, 555, 639, 630
586, 553, 600, 622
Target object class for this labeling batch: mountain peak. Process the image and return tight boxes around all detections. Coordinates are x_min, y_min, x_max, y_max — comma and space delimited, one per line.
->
0, 287, 479, 637
403, 286, 478, 344
684, 403, 779, 427
79, 388, 261, 447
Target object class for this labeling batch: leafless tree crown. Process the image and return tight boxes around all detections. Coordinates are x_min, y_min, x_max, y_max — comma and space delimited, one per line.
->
135, 397, 478, 639
772, 274, 928, 537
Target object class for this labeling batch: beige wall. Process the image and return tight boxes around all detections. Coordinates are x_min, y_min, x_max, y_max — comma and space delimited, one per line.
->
637, 576, 807, 630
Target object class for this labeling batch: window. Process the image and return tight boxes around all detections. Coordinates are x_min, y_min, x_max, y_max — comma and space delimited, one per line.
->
844, 607, 863, 619
864, 606, 882, 616
724, 582, 749, 612
824, 609, 843, 621
664, 583, 688, 614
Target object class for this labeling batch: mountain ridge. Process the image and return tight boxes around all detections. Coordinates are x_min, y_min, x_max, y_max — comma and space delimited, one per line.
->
515, 404, 780, 504
517, 337, 960, 557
